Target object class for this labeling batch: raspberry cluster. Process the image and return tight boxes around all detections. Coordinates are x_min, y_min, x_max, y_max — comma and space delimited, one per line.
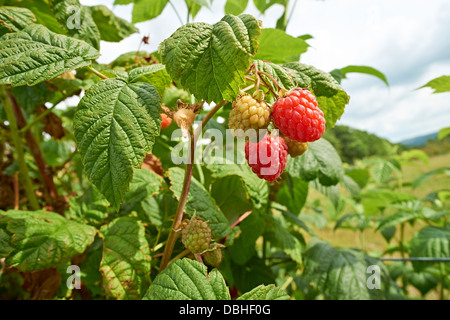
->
234, 88, 326, 182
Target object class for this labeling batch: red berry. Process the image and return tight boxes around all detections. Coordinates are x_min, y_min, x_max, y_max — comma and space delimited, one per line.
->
271, 89, 325, 142
245, 134, 288, 182
160, 106, 172, 129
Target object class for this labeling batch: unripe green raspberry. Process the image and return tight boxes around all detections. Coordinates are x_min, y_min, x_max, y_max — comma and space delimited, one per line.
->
228, 93, 271, 137
203, 243, 223, 267
284, 136, 309, 158
181, 216, 212, 254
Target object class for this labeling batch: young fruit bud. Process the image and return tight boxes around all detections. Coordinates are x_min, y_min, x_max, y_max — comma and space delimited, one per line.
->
181, 216, 212, 254
174, 108, 196, 139
203, 243, 224, 267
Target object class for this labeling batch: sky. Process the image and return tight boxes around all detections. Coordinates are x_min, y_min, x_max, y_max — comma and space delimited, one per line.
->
80, 0, 450, 143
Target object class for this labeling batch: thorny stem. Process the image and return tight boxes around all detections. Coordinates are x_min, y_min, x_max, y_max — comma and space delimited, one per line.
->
2, 89, 39, 210
88, 66, 109, 80
159, 101, 228, 271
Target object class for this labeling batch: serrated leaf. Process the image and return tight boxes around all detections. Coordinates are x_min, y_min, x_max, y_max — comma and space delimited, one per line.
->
0, 210, 96, 271
237, 284, 289, 300
0, 24, 99, 87
128, 64, 172, 95
254, 28, 309, 64
123, 168, 162, 204
272, 216, 302, 264
409, 226, 450, 272
0, 6, 36, 37
360, 190, 416, 216
419, 75, 450, 93
48, 0, 101, 49
74, 78, 162, 209
14, 0, 66, 34
68, 185, 110, 225
286, 138, 344, 186
412, 167, 450, 189
283, 62, 350, 128
185, 0, 207, 19
437, 127, 450, 141
168, 167, 231, 240
100, 217, 151, 300
160, 14, 261, 103
132, 0, 169, 23
376, 211, 419, 231
88, 5, 138, 42
303, 240, 389, 300
144, 258, 230, 300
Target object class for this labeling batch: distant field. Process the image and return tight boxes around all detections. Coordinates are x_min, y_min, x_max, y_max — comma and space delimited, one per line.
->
302, 152, 450, 299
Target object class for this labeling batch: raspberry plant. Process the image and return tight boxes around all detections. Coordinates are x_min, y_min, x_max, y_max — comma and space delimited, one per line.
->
0, 0, 448, 301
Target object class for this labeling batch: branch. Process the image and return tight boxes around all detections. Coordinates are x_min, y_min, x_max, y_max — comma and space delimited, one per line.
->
2, 88, 39, 210
87, 66, 109, 80
159, 100, 228, 271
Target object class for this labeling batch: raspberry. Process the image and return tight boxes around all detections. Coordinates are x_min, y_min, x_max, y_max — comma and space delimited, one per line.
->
245, 134, 288, 182
181, 216, 212, 254
160, 106, 172, 129
203, 243, 223, 267
271, 89, 325, 142
283, 136, 309, 158
174, 108, 196, 138
228, 92, 271, 137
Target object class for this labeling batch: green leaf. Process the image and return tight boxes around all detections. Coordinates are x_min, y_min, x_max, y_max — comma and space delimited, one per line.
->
237, 284, 289, 300
144, 258, 230, 300
207, 160, 269, 210
0, 24, 99, 87
88, 5, 138, 42
48, 0, 101, 49
186, 0, 208, 19
168, 167, 231, 240
277, 176, 309, 215
303, 240, 389, 300
360, 190, 416, 216
331, 65, 389, 86
0, 6, 36, 37
225, 0, 249, 15
128, 64, 172, 95
412, 167, 450, 189
252, 0, 287, 14
345, 169, 370, 189
0, 228, 13, 257
68, 185, 110, 226
132, 0, 169, 23
437, 127, 450, 140
160, 14, 261, 103
409, 226, 450, 271
283, 62, 350, 128
254, 28, 309, 64
100, 217, 151, 300
419, 75, 450, 93
272, 216, 302, 264
0, 210, 96, 271
286, 138, 344, 186
376, 211, 419, 231
74, 78, 162, 209
123, 168, 162, 204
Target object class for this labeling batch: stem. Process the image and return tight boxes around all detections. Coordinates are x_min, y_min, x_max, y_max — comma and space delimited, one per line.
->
19, 103, 58, 135
169, 249, 190, 265
230, 210, 252, 229
159, 101, 227, 271
7, 91, 60, 208
241, 84, 255, 93
258, 71, 283, 91
440, 262, 446, 300
254, 63, 261, 91
169, 0, 184, 26
13, 172, 19, 210
2, 89, 39, 210
87, 66, 109, 80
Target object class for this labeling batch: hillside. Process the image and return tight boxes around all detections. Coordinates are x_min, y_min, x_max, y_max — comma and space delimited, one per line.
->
400, 132, 438, 147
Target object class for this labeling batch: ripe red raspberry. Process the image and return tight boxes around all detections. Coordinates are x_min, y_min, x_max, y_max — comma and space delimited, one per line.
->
160, 106, 172, 129
228, 92, 271, 137
181, 216, 212, 254
283, 136, 309, 158
245, 134, 288, 182
271, 89, 325, 142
